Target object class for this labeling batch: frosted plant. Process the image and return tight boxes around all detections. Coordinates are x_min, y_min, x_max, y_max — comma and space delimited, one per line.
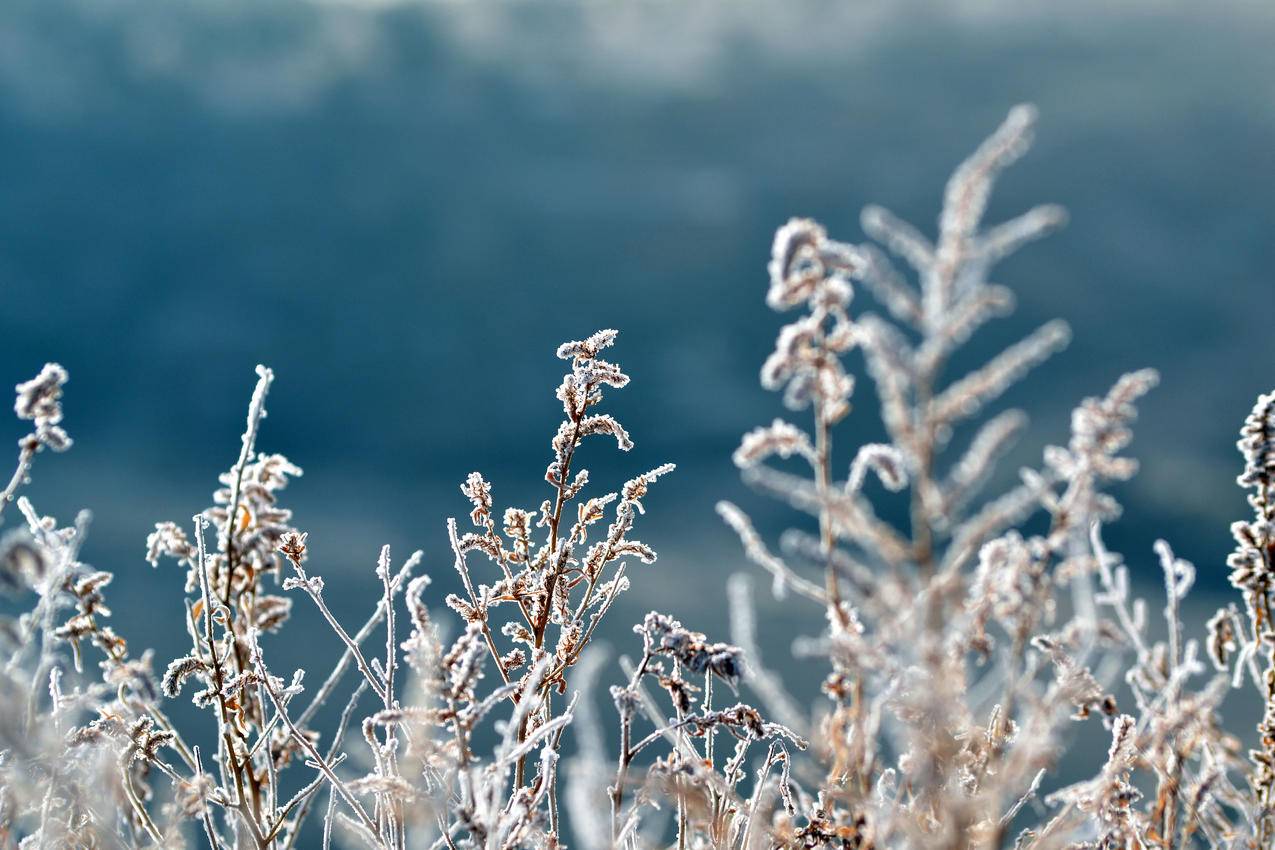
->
605, 611, 804, 850
388, 328, 677, 846
0, 329, 681, 848
2, 105, 1275, 850
712, 105, 1252, 850
2, 364, 71, 518
0, 367, 197, 848
1206, 390, 1275, 844
146, 332, 673, 849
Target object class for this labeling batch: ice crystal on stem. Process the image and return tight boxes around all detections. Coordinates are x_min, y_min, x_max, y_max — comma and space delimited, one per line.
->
2, 364, 71, 522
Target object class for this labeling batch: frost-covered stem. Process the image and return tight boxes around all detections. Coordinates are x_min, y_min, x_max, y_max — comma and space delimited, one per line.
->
322, 787, 337, 850
122, 764, 164, 844
293, 573, 388, 704
1160, 748, 1182, 850
223, 367, 272, 605
739, 747, 782, 850
980, 630, 1034, 846
814, 408, 834, 584
1236, 418, 1275, 844
1252, 481, 1275, 842
193, 519, 230, 777
194, 746, 226, 850
851, 675, 869, 794
148, 708, 198, 774
476, 510, 538, 631
1091, 523, 1151, 662
0, 440, 36, 520
265, 772, 329, 843
911, 371, 938, 577
703, 671, 728, 841
195, 517, 267, 849
282, 681, 367, 850
217, 368, 275, 835
717, 503, 828, 606
443, 694, 472, 777
538, 399, 587, 648
296, 577, 404, 729
14, 502, 84, 732
35, 763, 57, 850
996, 631, 1029, 739
567, 526, 619, 627
375, 547, 405, 850
610, 649, 652, 844
446, 520, 511, 690
813, 375, 850, 633
610, 709, 633, 846
704, 671, 716, 770
517, 394, 588, 790
544, 695, 574, 839
548, 765, 561, 839
250, 634, 382, 842
258, 673, 279, 841
673, 659, 689, 850
379, 548, 396, 714
552, 519, 639, 683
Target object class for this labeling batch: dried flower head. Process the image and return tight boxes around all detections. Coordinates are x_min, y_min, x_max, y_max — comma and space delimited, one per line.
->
637, 611, 744, 690
14, 363, 68, 430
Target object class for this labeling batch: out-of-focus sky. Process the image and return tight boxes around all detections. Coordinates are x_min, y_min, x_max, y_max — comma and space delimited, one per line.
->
2, 0, 1273, 671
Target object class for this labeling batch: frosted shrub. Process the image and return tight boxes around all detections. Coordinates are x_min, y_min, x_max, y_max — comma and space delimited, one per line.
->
714, 106, 1250, 850
0, 106, 1267, 849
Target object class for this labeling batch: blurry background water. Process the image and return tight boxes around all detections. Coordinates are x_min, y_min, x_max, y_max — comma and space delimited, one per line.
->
2, 0, 1273, 749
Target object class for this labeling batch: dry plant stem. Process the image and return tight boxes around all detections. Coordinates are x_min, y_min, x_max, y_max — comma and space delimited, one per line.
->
195, 516, 271, 848
249, 633, 381, 842
223, 367, 271, 610
16, 505, 88, 731
813, 397, 845, 627
292, 572, 388, 704
266, 769, 333, 843
912, 375, 937, 577
539, 407, 586, 647
717, 503, 828, 605
281, 682, 368, 850
375, 547, 406, 850
610, 647, 654, 844
295, 552, 420, 729
215, 368, 275, 837
195, 746, 228, 850
446, 519, 512, 690
541, 692, 580, 839
673, 660, 689, 850
122, 765, 164, 844
0, 441, 35, 520
519, 398, 587, 788
703, 672, 721, 836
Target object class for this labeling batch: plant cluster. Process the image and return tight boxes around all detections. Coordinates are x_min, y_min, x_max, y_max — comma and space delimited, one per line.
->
0, 106, 1269, 850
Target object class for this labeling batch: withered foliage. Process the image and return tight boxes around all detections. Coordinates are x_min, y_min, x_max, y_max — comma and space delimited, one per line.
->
0, 107, 1269, 850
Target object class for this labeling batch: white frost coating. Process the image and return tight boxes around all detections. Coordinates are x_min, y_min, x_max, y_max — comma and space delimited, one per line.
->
732, 418, 815, 469
846, 443, 907, 496
929, 319, 1071, 425
1, 105, 1271, 849
714, 105, 1255, 849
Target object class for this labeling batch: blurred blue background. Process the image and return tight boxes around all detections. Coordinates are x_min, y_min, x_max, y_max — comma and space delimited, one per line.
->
3, 0, 1274, 686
